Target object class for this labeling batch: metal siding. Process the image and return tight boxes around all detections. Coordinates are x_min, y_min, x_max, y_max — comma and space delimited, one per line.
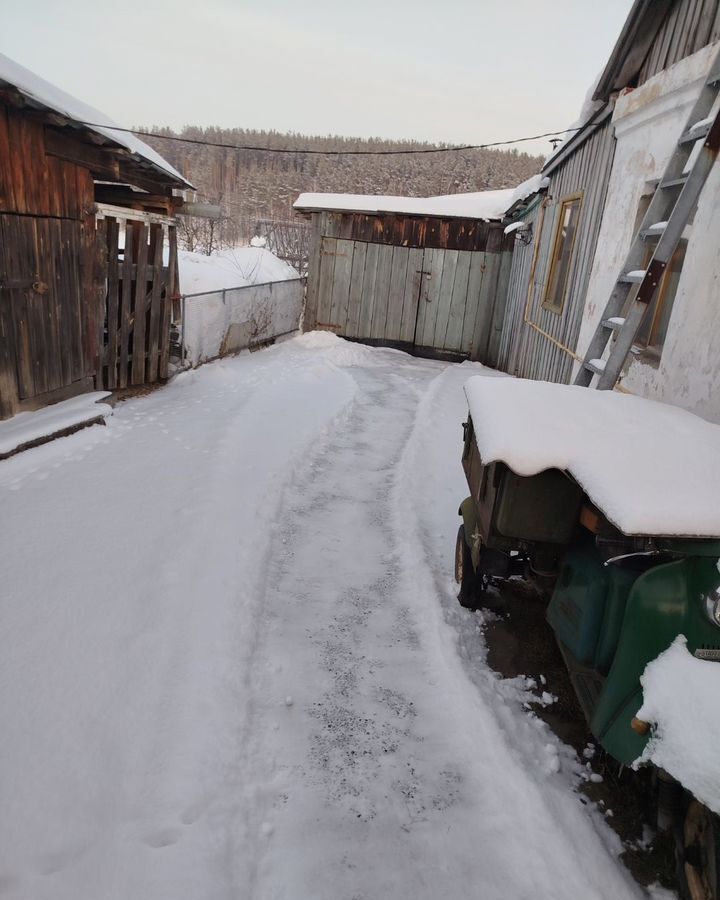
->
499, 117, 616, 384
497, 206, 539, 373
638, 0, 720, 84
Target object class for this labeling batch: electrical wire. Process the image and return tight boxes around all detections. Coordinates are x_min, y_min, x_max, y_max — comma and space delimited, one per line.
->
76, 120, 580, 156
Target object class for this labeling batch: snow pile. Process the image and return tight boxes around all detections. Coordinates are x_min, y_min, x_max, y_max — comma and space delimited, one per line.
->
178, 247, 298, 296
0, 52, 188, 186
635, 636, 720, 815
293, 329, 397, 366
0, 392, 112, 456
464, 375, 720, 537
294, 189, 515, 221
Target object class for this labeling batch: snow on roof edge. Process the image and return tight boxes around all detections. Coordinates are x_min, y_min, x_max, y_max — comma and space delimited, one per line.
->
294, 188, 515, 221
0, 52, 192, 189
505, 174, 549, 214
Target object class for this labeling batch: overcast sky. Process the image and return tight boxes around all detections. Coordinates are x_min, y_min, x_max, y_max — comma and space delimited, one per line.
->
1, 0, 634, 157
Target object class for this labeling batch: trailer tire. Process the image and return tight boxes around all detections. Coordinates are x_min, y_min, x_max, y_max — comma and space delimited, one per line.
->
455, 525, 482, 610
681, 799, 720, 900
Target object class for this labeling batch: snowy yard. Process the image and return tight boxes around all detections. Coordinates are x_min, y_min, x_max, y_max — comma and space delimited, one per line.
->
1, 335, 658, 899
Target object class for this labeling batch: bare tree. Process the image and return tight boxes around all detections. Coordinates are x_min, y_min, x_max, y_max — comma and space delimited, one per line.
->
177, 196, 234, 255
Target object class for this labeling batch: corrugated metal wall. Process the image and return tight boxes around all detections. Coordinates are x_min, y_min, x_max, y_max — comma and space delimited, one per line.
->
499, 117, 616, 383
638, 0, 720, 85
497, 201, 541, 375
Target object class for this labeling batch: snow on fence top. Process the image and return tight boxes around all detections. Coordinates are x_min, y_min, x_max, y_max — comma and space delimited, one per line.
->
294, 189, 515, 221
0, 52, 191, 188
178, 248, 299, 296
464, 375, 720, 538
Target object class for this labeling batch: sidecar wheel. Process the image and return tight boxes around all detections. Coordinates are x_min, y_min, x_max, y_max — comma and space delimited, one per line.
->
682, 800, 720, 900
455, 525, 483, 610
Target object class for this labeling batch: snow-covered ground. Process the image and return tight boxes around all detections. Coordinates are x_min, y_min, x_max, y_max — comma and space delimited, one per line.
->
0, 335, 657, 899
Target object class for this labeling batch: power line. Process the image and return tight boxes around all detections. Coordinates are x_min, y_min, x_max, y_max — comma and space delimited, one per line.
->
77, 120, 581, 156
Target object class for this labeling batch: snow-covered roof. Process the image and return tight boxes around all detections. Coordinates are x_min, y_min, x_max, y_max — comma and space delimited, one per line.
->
294, 189, 515, 221
464, 376, 720, 538
505, 174, 549, 214
0, 52, 191, 188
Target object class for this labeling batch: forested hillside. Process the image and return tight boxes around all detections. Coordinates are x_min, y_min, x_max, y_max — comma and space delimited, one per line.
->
141, 126, 544, 257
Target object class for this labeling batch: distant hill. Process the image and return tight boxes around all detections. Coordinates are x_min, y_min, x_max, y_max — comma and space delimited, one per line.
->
141, 127, 544, 254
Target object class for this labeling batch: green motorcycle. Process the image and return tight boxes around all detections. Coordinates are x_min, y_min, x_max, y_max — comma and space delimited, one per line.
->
455, 375, 720, 900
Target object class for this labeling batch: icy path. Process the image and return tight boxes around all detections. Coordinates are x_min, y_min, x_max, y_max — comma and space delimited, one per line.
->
0, 335, 646, 899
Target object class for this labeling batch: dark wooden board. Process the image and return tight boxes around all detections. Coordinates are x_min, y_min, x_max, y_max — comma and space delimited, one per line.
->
158, 225, 177, 380
146, 223, 164, 382
118, 221, 134, 389
105, 218, 120, 388
130, 222, 149, 385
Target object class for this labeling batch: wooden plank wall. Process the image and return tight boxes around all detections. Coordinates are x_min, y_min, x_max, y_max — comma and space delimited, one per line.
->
0, 103, 94, 220
0, 102, 102, 418
101, 219, 176, 389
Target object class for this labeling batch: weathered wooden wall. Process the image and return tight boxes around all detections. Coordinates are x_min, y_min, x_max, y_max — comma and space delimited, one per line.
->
0, 102, 177, 419
304, 211, 514, 364
499, 115, 616, 383
0, 102, 104, 419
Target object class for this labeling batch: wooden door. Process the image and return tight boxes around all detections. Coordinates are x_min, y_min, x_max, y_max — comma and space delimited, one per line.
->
0, 214, 98, 414
313, 237, 424, 347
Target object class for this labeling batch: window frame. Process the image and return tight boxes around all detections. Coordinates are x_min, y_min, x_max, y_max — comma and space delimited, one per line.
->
542, 192, 583, 315
629, 182, 689, 360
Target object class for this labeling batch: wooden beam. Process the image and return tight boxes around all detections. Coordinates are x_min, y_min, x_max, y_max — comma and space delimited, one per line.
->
44, 127, 120, 180
117, 162, 175, 196
94, 185, 176, 214
95, 202, 177, 226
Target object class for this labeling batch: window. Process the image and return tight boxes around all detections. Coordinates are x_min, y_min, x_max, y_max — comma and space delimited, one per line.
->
543, 194, 582, 314
634, 241, 686, 353
629, 185, 688, 357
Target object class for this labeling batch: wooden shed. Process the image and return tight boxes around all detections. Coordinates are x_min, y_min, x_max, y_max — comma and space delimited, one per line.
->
294, 191, 515, 363
0, 53, 194, 421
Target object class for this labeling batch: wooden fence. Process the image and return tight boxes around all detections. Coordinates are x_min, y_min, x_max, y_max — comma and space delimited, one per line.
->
99, 217, 179, 390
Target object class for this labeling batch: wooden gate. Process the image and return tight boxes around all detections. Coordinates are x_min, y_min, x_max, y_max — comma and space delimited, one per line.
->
99, 216, 178, 389
310, 237, 511, 362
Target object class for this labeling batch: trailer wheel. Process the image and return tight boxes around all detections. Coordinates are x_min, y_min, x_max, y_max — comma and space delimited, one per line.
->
682, 800, 720, 900
455, 525, 482, 610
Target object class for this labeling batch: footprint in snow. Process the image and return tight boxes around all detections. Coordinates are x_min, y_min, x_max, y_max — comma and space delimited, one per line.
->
143, 827, 182, 848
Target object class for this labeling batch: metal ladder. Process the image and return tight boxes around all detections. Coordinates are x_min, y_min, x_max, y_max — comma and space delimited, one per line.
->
575, 45, 720, 390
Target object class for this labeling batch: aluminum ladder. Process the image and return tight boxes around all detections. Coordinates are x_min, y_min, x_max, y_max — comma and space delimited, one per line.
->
574, 45, 720, 390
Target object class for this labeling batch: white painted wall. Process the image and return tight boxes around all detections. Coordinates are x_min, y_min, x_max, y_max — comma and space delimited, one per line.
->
575, 42, 720, 423
183, 279, 305, 367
